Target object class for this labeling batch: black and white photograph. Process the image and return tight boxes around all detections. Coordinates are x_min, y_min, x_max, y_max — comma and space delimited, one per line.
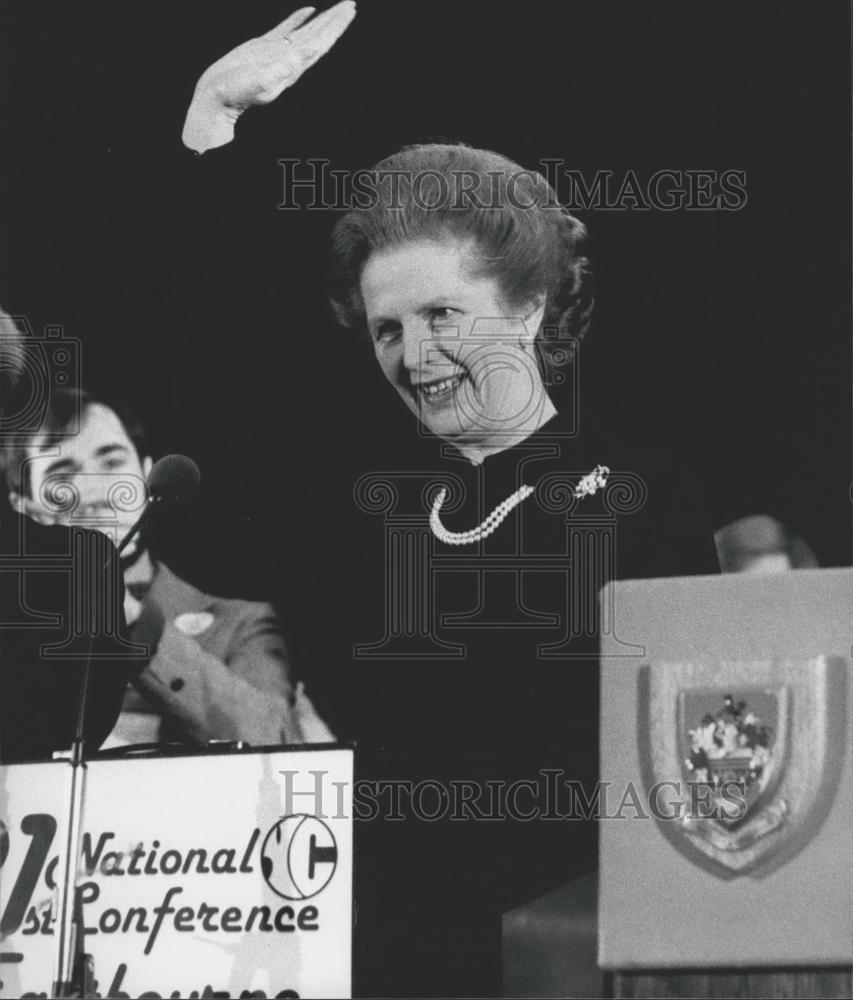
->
1, 2, 851, 997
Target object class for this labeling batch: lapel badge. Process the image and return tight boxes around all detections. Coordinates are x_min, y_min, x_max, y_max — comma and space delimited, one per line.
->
173, 610, 215, 636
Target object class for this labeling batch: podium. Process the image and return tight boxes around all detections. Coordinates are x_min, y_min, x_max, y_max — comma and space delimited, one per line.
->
0, 744, 354, 998
505, 568, 853, 998
504, 871, 852, 999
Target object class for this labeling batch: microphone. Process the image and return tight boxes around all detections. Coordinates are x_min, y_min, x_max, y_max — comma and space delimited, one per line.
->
147, 454, 202, 505
116, 454, 201, 555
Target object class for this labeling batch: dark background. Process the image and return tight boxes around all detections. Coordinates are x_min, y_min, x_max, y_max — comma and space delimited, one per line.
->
2, 0, 850, 592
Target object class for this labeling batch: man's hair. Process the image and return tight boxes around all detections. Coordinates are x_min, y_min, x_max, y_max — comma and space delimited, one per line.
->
714, 514, 819, 572
2, 387, 150, 497
0, 308, 28, 403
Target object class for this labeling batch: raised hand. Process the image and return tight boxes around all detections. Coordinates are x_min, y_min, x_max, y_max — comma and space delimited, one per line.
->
183, 1, 357, 153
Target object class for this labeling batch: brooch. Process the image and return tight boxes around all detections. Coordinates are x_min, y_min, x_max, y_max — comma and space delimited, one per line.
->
573, 464, 610, 499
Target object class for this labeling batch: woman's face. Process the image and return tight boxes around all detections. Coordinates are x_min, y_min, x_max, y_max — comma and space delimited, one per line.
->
359, 239, 548, 456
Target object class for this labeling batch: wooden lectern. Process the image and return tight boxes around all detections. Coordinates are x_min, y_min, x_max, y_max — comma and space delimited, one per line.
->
505, 569, 853, 999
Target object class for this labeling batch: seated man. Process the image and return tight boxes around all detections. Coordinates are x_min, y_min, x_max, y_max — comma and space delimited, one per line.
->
5, 386, 331, 748
1, 310, 138, 761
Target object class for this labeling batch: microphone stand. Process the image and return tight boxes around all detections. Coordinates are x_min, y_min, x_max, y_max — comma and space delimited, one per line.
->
51, 686, 90, 997
52, 496, 160, 996
115, 497, 162, 559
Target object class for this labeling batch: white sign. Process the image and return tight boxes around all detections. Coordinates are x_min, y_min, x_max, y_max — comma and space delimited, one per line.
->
0, 747, 353, 998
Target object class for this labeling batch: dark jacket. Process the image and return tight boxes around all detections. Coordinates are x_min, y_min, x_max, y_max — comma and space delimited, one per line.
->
282, 409, 719, 997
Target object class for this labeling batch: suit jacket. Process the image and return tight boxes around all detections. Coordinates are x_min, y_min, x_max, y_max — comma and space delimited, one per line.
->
109, 561, 304, 746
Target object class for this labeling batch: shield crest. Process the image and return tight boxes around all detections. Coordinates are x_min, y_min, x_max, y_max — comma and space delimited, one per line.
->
637, 655, 847, 879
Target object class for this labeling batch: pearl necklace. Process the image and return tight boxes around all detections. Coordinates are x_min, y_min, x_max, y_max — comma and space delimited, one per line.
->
429, 485, 535, 546
429, 465, 610, 546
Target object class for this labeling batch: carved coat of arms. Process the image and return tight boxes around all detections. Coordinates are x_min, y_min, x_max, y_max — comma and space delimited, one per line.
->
638, 655, 846, 878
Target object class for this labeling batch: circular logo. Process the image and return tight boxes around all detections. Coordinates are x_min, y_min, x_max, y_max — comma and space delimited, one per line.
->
260, 814, 338, 900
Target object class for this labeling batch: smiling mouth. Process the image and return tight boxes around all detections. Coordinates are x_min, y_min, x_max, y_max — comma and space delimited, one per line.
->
412, 372, 465, 403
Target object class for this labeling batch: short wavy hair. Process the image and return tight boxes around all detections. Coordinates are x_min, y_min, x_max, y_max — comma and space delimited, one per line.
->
328, 143, 593, 383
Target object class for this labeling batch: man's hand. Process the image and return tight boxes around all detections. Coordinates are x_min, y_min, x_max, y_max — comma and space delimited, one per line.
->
293, 681, 336, 742
124, 590, 144, 626
182, 1, 357, 153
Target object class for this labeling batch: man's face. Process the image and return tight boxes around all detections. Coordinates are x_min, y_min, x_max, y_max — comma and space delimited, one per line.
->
21, 403, 152, 553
